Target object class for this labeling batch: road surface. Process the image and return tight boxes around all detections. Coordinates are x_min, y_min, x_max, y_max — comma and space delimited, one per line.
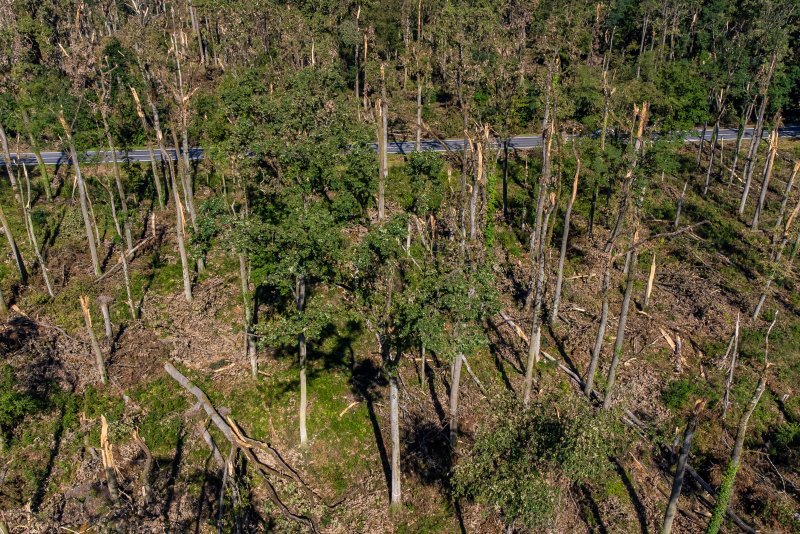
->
2, 125, 798, 166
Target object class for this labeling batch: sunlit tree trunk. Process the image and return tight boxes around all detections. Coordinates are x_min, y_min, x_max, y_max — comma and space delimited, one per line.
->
662, 401, 702, 534
296, 275, 308, 445
551, 153, 580, 325
59, 113, 101, 276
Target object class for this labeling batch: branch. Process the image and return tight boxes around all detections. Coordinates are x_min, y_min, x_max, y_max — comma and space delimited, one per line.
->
613, 221, 708, 261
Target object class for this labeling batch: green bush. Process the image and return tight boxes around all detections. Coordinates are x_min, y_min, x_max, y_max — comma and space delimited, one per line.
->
0, 365, 39, 448
454, 392, 625, 530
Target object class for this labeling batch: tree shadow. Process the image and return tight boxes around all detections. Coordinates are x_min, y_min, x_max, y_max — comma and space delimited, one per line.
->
30, 401, 68, 512
579, 484, 609, 534
349, 357, 391, 501
160, 421, 185, 522
612, 457, 650, 534
546, 324, 581, 377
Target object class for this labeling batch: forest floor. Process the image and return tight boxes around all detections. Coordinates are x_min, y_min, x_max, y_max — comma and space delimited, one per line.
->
1, 139, 800, 532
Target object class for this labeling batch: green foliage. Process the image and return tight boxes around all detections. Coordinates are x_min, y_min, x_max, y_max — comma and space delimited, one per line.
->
706, 460, 740, 534
662, 378, 718, 411
454, 392, 625, 529
0, 365, 39, 447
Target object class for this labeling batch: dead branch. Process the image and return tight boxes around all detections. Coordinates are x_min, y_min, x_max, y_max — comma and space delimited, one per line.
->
164, 362, 319, 532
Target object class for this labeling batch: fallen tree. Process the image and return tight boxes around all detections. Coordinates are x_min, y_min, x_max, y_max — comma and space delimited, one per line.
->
164, 362, 320, 532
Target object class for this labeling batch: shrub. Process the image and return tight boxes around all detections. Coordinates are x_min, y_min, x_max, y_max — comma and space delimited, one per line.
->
453, 392, 625, 530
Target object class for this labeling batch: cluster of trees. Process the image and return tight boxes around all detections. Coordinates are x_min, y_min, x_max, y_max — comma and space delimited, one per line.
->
0, 0, 799, 530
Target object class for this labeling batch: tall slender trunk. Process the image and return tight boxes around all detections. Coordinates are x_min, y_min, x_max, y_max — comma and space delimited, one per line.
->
415, 75, 422, 152
707, 356, 772, 533
449, 352, 463, 449
21, 165, 53, 296
603, 231, 638, 410
675, 180, 688, 228
240, 253, 257, 378
297, 275, 308, 445
469, 134, 484, 242
170, 128, 204, 271
20, 109, 51, 200
751, 128, 778, 230
59, 113, 101, 276
662, 402, 702, 534
120, 250, 136, 319
129, 87, 164, 207
389, 372, 401, 505
100, 108, 134, 251
551, 154, 580, 325
702, 120, 720, 196
524, 196, 555, 405
0, 204, 27, 285
0, 121, 21, 205
771, 161, 800, 255
376, 98, 387, 221
728, 99, 755, 185
80, 295, 108, 384
738, 95, 768, 215
585, 256, 611, 396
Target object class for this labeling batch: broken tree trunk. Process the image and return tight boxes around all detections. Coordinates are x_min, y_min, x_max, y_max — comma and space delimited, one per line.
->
751, 128, 779, 230
449, 352, 464, 450
80, 295, 107, 384
707, 317, 775, 534
661, 400, 703, 534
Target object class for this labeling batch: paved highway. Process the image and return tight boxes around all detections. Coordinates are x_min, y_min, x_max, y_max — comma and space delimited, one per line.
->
2, 125, 798, 166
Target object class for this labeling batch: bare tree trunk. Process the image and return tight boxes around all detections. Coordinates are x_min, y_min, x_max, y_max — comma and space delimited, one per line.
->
59, 113, 101, 276
389, 372, 401, 505
449, 352, 463, 449
129, 87, 164, 208
551, 153, 580, 325
585, 256, 611, 397
120, 250, 136, 320
80, 295, 108, 384
296, 275, 308, 445
20, 165, 52, 296
662, 401, 702, 534
98, 296, 113, 339
728, 99, 755, 185
416, 76, 422, 152
20, 108, 51, 200
239, 253, 257, 378
100, 107, 134, 251
524, 196, 555, 405
674, 180, 688, 228
603, 230, 639, 410
171, 128, 204, 272
738, 95, 768, 216
707, 326, 773, 534
751, 128, 779, 230
722, 313, 740, 421
0, 120, 22, 204
643, 253, 656, 309
376, 98, 387, 221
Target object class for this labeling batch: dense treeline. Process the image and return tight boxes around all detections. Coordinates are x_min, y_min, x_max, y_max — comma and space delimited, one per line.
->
0, 0, 799, 532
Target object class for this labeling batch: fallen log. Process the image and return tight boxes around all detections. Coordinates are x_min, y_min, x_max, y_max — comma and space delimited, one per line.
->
164, 362, 318, 532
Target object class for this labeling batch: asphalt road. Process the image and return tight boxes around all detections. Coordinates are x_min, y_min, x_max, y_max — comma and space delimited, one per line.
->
2, 125, 798, 166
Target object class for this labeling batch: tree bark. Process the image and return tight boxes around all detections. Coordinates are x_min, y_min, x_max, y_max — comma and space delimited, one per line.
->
738, 95, 768, 216
707, 362, 771, 534
129, 87, 164, 208
585, 256, 611, 396
376, 98, 387, 221
20, 108, 51, 200
239, 253, 257, 377
389, 372, 401, 505
449, 352, 463, 449
80, 295, 108, 384
751, 128, 779, 230
662, 402, 702, 534
603, 229, 639, 410
551, 153, 580, 325
728, 99, 755, 185
296, 275, 308, 445
59, 113, 101, 276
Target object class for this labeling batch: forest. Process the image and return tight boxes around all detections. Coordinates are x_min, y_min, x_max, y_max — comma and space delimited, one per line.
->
0, 0, 799, 531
